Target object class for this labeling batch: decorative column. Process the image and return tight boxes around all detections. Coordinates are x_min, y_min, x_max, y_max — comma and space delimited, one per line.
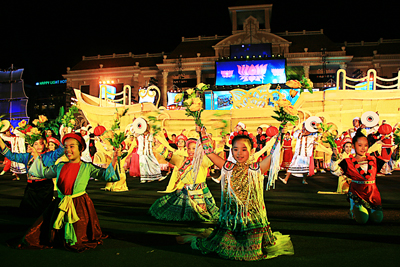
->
231, 10, 237, 32
196, 69, 202, 85
303, 65, 310, 78
162, 71, 168, 107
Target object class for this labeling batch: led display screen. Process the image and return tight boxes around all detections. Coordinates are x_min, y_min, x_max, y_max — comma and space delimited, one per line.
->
215, 59, 286, 86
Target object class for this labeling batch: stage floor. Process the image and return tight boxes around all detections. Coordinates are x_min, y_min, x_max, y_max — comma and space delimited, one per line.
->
0, 167, 399, 267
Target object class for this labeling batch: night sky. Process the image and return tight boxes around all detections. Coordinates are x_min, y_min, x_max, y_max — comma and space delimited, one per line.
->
1, 1, 399, 85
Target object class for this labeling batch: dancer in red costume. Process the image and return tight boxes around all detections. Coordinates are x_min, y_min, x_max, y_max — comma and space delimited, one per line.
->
280, 131, 294, 170
331, 128, 384, 224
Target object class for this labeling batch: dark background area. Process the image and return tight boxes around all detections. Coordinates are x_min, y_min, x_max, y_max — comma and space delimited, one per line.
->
1, 1, 399, 85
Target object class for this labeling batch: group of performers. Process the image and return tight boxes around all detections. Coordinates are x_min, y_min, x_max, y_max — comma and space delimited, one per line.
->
0, 111, 397, 260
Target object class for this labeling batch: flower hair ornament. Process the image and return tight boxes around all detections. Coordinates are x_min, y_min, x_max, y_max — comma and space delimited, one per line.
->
229, 130, 257, 149
186, 138, 197, 147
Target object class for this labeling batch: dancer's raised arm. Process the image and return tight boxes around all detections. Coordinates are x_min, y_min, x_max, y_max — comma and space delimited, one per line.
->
197, 126, 225, 169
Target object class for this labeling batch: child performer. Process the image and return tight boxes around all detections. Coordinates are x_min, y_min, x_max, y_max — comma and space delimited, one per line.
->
124, 129, 141, 178
280, 131, 294, 170
333, 137, 353, 193
137, 125, 162, 183
0, 135, 64, 216
330, 128, 385, 224
0, 123, 26, 180
47, 137, 61, 152
279, 123, 317, 185
47, 136, 65, 191
255, 126, 267, 157
377, 123, 394, 175
149, 136, 219, 222
182, 126, 294, 261
19, 133, 120, 252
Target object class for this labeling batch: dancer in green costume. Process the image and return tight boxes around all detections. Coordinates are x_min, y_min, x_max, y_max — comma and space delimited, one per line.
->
182, 127, 294, 261
18, 133, 120, 252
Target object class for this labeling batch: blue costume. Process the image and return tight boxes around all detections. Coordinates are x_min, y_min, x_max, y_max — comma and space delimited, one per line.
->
1, 145, 64, 216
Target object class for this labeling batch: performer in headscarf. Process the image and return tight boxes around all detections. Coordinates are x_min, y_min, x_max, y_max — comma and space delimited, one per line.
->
149, 134, 219, 222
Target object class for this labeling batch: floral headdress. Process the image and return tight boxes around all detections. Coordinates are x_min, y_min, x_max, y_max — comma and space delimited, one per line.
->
229, 130, 257, 149
341, 137, 352, 147
176, 133, 188, 142
186, 138, 197, 147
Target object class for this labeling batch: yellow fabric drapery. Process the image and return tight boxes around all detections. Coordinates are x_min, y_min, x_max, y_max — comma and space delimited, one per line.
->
53, 191, 86, 245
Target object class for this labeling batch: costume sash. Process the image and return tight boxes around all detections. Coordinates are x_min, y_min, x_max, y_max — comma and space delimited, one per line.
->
54, 191, 86, 246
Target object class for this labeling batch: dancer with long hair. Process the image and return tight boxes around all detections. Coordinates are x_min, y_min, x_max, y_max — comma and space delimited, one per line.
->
179, 126, 294, 261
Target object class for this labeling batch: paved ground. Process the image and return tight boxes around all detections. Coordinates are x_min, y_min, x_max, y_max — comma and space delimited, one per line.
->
0, 167, 399, 267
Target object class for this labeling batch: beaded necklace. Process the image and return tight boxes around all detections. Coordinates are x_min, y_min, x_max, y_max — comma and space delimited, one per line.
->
348, 153, 374, 180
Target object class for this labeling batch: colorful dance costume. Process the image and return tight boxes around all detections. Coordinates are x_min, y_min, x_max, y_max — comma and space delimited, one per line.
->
124, 135, 141, 177
379, 133, 394, 174
192, 161, 294, 261
104, 141, 136, 192
287, 130, 316, 177
0, 130, 27, 175
137, 133, 162, 182
149, 142, 219, 222
280, 135, 293, 169
1, 145, 64, 216
331, 153, 385, 223
20, 156, 120, 252
334, 151, 351, 194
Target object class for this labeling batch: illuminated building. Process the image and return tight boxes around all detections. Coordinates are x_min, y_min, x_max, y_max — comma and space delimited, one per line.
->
63, 3, 400, 107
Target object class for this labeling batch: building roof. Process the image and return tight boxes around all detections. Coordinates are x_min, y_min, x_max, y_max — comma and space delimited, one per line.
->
277, 32, 343, 53
343, 39, 400, 57
167, 37, 224, 59
70, 54, 164, 71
